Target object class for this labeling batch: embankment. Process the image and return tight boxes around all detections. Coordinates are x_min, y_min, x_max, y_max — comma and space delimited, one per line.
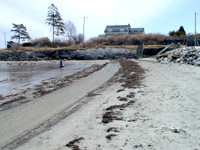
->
0, 48, 137, 61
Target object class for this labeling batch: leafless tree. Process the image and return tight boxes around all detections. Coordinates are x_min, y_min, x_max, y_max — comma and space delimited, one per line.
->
75, 34, 84, 44
65, 21, 77, 42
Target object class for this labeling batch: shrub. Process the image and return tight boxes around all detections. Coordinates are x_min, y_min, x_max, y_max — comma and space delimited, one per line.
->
10, 43, 21, 51
22, 42, 31, 47
54, 38, 70, 47
75, 34, 84, 44
31, 37, 52, 47
87, 34, 186, 46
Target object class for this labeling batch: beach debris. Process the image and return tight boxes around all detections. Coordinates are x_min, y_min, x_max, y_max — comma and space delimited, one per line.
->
156, 43, 175, 56
126, 92, 135, 98
172, 129, 180, 133
102, 111, 123, 124
0, 96, 26, 107
100, 60, 145, 148
105, 100, 135, 111
133, 144, 143, 148
171, 128, 186, 134
119, 60, 144, 89
127, 119, 137, 122
156, 46, 200, 66
116, 89, 125, 93
102, 60, 144, 125
65, 137, 84, 150
148, 144, 153, 147
107, 127, 120, 133
117, 96, 128, 101
87, 93, 102, 97
106, 134, 117, 140
102, 100, 136, 124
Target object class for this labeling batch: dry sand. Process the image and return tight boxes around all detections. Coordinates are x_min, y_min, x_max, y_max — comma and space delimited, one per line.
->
2, 59, 200, 150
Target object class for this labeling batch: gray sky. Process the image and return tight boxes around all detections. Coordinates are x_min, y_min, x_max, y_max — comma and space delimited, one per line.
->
0, 0, 199, 48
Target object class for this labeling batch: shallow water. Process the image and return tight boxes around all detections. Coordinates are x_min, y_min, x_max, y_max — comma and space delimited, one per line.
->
0, 61, 105, 97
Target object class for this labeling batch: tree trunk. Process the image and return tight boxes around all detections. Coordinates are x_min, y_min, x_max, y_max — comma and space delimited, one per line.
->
18, 33, 20, 44
53, 25, 54, 44
52, 16, 55, 44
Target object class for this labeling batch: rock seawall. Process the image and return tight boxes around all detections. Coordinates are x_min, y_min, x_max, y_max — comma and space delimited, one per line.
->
156, 46, 200, 66
0, 48, 137, 61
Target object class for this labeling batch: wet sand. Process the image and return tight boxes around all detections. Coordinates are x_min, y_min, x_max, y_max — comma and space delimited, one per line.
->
0, 60, 109, 110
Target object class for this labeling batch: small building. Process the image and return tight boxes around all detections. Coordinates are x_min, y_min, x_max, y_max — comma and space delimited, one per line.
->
130, 28, 145, 35
104, 24, 131, 36
104, 24, 144, 36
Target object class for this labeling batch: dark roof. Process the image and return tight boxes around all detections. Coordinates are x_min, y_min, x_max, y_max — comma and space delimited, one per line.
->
105, 24, 131, 33
104, 24, 144, 35
106, 24, 130, 29
130, 28, 145, 33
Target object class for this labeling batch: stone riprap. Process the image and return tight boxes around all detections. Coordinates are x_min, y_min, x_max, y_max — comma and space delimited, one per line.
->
156, 46, 200, 66
0, 48, 137, 61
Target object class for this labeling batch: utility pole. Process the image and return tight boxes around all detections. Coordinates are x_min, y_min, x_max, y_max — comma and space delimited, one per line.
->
195, 12, 197, 46
83, 17, 85, 42
83, 17, 88, 42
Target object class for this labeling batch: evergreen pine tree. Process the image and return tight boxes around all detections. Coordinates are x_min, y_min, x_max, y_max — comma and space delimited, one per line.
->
45, 4, 65, 43
169, 26, 186, 37
178, 26, 186, 35
11, 23, 31, 43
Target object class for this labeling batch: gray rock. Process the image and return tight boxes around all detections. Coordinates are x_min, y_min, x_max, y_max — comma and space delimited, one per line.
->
0, 48, 137, 61
156, 47, 200, 66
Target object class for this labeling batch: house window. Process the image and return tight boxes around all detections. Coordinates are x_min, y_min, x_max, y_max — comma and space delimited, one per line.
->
112, 29, 120, 32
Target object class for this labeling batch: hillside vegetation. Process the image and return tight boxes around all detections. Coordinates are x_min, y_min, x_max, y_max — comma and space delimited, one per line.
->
2, 34, 188, 53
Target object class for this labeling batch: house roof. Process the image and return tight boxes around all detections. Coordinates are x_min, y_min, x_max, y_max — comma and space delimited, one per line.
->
104, 24, 144, 35
105, 24, 131, 33
130, 28, 145, 33
106, 24, 131, 29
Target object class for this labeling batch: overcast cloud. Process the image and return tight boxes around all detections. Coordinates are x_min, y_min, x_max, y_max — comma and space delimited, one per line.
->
0, 0, 199, 48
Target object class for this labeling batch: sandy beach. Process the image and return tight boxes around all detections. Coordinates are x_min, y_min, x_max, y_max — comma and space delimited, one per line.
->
1, 59, 200, 150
